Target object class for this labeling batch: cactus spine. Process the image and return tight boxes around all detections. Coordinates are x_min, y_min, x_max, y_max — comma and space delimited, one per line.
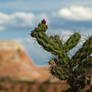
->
30, 19, 92, 92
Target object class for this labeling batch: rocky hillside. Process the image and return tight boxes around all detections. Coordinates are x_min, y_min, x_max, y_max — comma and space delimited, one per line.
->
0, 41, 50, 82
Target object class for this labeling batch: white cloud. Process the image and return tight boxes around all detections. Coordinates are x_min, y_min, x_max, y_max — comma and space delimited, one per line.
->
10, 12, 35, 27
0, 13, 9, 24
0, 12, 49, 30
57, 6, 92, 21
0, 26, 5, 30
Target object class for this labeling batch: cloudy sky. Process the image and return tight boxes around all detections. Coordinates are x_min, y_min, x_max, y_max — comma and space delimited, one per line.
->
0, 0, 92, 65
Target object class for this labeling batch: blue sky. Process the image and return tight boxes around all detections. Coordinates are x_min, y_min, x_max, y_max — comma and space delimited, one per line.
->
0, 0, 92, 65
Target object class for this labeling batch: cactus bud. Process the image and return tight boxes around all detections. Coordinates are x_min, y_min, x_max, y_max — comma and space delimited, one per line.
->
41, 19, 46, 25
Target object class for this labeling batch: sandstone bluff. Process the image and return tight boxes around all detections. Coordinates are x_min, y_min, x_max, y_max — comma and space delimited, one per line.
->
0, 41, 50, 82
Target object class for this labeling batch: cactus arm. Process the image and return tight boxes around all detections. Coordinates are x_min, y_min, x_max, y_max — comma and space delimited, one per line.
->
72, 56, 92, 77
37, 32, 70, 65
71, 36, 92, 66
50, 66, 70, 80
36, 36, 61, 55
49, 35, 70, 65
64, 33, 81, 52
49, 35, 63, 49
31, 22, 70, 65
38, 32, 62, 51
37, 32, 62, 54
82, 56, 92, 70
31, 24, 62, 54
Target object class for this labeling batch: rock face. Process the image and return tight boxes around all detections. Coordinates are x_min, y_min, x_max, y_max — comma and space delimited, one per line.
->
0, 41, 50, 82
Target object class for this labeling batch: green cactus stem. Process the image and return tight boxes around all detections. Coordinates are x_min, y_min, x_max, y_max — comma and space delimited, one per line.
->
30, 19, 92, 92
64, 33, 81, 52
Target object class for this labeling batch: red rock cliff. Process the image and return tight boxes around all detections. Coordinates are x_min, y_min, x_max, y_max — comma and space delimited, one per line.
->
0, 41, 50, 82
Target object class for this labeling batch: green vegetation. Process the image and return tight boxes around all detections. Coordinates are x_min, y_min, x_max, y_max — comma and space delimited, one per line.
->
31, 19, 92, 92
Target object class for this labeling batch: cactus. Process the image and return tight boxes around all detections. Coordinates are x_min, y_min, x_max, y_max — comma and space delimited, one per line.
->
30, 19, 92, 92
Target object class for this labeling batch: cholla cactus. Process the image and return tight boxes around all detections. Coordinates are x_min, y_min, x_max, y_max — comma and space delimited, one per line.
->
30, 19, 92, 92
